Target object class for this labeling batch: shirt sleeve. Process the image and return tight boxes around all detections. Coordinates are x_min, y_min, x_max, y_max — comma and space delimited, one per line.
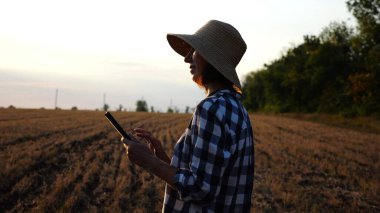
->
174, 100, 232, 204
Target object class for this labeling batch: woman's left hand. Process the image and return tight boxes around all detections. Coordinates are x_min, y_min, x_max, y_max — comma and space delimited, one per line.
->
122, 137, 156, 170
121, 138, 178, 190
132, 128, 171, 164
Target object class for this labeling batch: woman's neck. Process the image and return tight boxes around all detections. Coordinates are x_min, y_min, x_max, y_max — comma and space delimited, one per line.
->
205, 81, 230, 96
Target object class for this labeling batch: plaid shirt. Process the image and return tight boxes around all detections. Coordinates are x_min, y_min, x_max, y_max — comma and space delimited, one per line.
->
163, 89, 254, 213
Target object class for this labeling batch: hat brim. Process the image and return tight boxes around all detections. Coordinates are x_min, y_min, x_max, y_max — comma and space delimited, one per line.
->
167, 34, 192, 57
167, 33, 242, 90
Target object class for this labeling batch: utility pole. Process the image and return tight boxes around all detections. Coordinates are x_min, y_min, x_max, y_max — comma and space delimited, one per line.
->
103, 93, 109, 111
55, 89, 58, 109
103, 93, 106, 106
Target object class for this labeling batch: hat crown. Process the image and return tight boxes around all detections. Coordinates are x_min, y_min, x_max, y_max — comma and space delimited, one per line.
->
194, 20, 247, 68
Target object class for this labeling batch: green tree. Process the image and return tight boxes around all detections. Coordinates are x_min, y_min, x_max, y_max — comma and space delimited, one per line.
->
241, 0, 380, 116
347, 0, 380, 116
347, 0, 380, 43
136, 100, 148, 112
242, 23, 354, 114
103, 104, 109, 111
242, 70, 267, 111
167, 107, 174, 113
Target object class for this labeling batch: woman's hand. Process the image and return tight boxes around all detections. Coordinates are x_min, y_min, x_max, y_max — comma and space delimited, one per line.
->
132, 128, 171, 164
121, 136, 177, 190
121, 137, 155, 170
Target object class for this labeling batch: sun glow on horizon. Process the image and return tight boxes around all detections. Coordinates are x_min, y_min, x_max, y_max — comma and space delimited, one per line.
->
0, 0, 354, 111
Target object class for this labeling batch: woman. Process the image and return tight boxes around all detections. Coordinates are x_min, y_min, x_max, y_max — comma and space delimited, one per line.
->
123, 20, 254, 212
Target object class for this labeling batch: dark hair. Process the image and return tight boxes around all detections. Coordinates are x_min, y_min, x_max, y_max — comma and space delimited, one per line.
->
195, 62, 240, 93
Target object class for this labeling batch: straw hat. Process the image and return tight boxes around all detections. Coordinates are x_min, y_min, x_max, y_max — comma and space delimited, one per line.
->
167, 20, 247, 90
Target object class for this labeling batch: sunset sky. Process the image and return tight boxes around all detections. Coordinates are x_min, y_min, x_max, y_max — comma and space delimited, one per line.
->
0, 0, 355, 112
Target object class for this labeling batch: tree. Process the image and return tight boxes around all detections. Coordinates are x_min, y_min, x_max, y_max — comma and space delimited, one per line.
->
347, 0, 380, 116
242, 71, 267, 111
103, 104, 109, 111
136, 100, 148, 112
347, 0, 380, 43
242, 24, 354, 113
167, 107, 174, 113
117, 104, 123, 112
319, 21, 354, 45
241, 0, 380, 116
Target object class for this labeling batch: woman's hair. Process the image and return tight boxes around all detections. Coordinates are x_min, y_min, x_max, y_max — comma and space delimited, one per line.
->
194, 62, 241, 93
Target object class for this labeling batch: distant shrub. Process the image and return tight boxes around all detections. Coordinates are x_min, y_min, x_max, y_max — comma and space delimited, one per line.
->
339, 108, 357, 118
136, 100, 148, 112
71, 106, 78, 111
8, 105, 16, 109
103, 104, 109, 111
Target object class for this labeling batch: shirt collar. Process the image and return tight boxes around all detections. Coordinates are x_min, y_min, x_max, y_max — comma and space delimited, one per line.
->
208, 89, 242, 100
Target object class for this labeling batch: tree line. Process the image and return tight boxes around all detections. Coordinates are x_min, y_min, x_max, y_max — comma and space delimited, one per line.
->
242, 0, 380, 117
101, 100, 192, 114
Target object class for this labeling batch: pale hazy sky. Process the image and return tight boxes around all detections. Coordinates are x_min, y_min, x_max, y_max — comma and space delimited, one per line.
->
0, 0, 354, 111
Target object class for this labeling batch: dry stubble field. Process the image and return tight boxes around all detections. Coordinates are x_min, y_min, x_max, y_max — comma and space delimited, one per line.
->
0, 108, 379, 212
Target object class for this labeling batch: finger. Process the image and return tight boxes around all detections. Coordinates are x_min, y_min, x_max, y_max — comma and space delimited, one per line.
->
149, 143, 154, 152
134, 133, 151, 139
133, 128, 150, 134
148, 137, 160, 146
132, 128, 148, 133
132, 131, 152, 140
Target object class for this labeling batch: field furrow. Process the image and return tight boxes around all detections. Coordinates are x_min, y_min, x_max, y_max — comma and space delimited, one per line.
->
0, 109, 379, 212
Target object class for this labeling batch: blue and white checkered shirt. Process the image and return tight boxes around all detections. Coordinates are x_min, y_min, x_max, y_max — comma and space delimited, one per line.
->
163, 89, 254, 212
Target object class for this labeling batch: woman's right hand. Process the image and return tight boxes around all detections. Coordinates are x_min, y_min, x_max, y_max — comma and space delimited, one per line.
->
132, 128, 171, 164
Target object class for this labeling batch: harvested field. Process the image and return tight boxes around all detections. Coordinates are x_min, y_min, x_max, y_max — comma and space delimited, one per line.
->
0, 109, 379, 212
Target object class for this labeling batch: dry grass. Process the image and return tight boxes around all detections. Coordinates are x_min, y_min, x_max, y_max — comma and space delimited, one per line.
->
279, 112, 380, 135
0, 109, 379, 212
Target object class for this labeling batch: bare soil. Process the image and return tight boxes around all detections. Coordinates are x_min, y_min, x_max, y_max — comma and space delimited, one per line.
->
0, 109, 379, 212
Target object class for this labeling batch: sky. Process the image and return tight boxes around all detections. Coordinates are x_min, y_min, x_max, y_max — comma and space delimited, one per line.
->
0, 0, 355, 112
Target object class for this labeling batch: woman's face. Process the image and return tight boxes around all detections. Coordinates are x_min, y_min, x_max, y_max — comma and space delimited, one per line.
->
184, 48, 208, 83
